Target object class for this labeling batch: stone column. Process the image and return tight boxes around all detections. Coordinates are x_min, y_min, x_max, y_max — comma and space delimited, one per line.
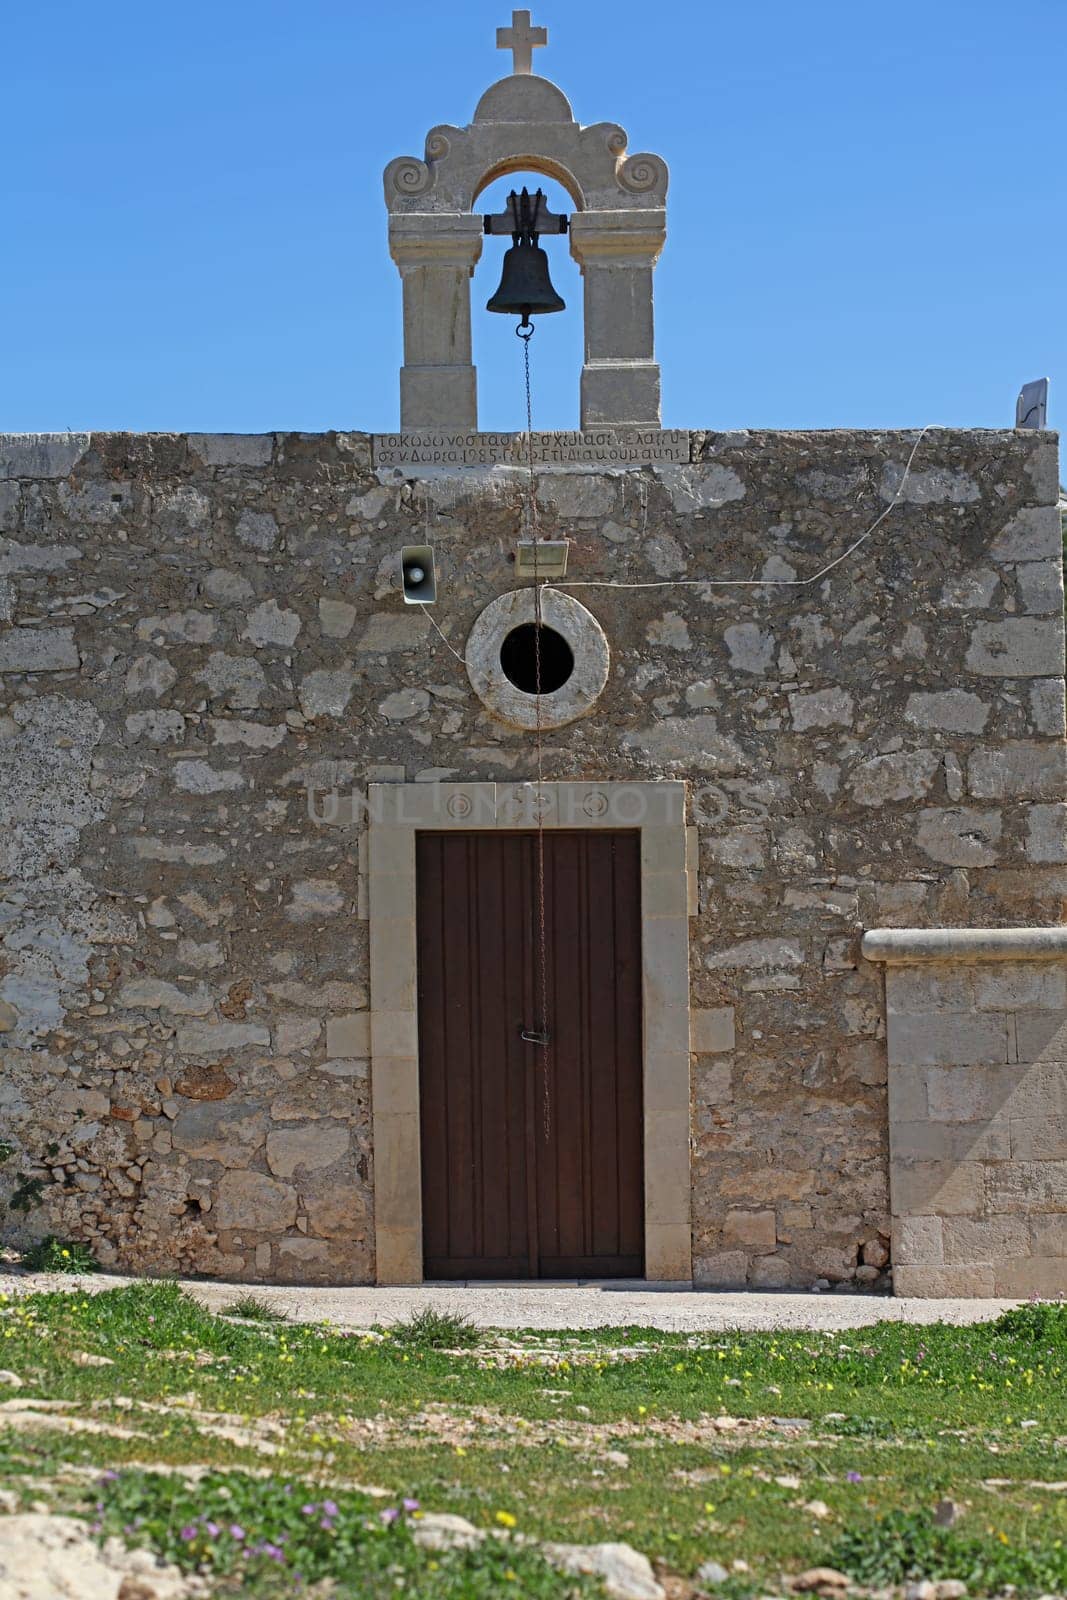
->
388, 214, 485, 432
569, 210, 666, 429
863, 926, 1067, 1298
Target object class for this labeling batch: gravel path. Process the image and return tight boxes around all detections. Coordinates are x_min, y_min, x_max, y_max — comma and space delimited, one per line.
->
0, 1270, 1017, 1332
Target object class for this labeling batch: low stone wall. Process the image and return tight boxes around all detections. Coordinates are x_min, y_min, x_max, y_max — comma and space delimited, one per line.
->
864, 928, 1067, 1296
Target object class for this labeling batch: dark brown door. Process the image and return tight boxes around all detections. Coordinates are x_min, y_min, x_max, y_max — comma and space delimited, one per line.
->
416, 830, 644, 1279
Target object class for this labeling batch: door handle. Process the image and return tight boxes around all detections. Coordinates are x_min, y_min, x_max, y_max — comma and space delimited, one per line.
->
520, 1027, 550, 1046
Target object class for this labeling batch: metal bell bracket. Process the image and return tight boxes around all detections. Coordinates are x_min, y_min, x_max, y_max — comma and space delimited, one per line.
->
483, 187, 569, 238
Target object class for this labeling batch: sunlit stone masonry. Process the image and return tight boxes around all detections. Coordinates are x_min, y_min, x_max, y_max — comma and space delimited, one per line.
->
1, 12, 1065, 1296
0, 424, 1063, 1295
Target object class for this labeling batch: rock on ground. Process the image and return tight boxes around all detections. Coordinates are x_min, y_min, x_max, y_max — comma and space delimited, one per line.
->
0, 1515, 204, 1600
541, 1540, 665, 1599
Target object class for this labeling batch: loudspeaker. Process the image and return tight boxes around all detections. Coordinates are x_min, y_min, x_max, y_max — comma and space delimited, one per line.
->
401, 545, 437, 605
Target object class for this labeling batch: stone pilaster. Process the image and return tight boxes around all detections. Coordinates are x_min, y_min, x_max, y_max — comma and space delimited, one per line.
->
388, 215, 484, 432
569, 210, 666, 428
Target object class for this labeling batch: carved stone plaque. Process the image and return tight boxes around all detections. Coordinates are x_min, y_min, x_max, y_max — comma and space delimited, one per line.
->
373, 429, 689, 469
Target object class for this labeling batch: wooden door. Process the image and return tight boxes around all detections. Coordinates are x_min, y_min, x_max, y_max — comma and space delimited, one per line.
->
416, 830, 644, 1279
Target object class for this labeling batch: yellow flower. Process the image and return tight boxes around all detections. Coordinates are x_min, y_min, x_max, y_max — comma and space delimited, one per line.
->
704, 1502, 716, 1513
454, 1446, 467, 1456
495, 1510, 518, 1528
637, 1405, 647, 1415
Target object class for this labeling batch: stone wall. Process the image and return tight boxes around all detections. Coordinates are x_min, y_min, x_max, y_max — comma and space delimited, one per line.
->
0, 425, 1062, 1287
865, 928, 1067, 1297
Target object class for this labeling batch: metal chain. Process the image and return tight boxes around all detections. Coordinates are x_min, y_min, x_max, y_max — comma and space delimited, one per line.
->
519, 323, 550, 1146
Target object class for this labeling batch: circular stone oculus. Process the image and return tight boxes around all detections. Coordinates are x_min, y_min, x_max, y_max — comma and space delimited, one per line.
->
465, 588, 610, 730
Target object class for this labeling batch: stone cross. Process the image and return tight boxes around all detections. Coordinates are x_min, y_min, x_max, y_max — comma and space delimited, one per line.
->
496, 9, 547, 75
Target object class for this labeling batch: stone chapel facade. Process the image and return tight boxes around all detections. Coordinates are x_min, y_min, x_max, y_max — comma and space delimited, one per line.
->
1, 19, 1065, 1297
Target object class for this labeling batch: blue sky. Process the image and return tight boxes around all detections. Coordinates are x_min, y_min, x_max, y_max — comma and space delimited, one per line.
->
2, 0, 1063, 436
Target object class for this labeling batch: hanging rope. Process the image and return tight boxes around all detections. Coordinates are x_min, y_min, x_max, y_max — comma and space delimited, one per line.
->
518, 321, 551, 1146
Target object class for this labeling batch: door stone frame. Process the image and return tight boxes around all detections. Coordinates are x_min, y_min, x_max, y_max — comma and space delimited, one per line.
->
367, 780, 692, 1284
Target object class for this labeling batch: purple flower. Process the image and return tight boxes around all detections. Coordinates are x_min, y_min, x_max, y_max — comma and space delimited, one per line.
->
301, 1503, 317, 1516
100, 1470, 119, 1483
230, 1524, 246, 1541
403, 1498, 420, 1513
846, 1471, 863, 1483
320, 1517, 334, 1531
323, 1500, 339, 1517
204, 1521, 220, 1538
379, 1507, 400, 1525
265, 1544, 285, 1562
180, 1525, 197, 1542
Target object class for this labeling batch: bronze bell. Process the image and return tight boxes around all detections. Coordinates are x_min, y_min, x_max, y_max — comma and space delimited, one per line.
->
486, 188, 566, 326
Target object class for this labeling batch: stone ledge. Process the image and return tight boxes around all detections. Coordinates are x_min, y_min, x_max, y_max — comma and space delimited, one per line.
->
863, 926, 1067, 965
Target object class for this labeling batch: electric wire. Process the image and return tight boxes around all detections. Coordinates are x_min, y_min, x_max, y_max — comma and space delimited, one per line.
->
542, 426, 934, 598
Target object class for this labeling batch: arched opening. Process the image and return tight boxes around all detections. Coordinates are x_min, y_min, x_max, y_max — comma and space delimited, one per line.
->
474, 170, 583, 431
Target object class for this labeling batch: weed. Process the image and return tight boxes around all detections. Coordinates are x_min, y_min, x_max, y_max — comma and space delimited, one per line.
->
220, 1294, 288, 1322
831, 1509, 1067, 1594
992, 1299, 1067, 1346
20, 1236, 98, 1273
89, 1468, 599, 1596
387, 1306, 481, 1349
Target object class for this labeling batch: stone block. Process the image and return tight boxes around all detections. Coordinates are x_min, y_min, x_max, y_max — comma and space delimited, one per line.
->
644, 1051, 691, 1113
644, 1222, 692, 1282
722, 1208, 776, 1252
890, 1160, 983, 1215
892, 1215, 944, 1265
886, 967, 974, 1014
887, 1012, 1008, 1069
0, 627, 79, 672
642, 871, 690, 917
893, 1263, 996, 1296
580, 362, 661, 430
965, 618, 1065, 678
371, 1010, 418, 1058
974, 963, 1067, 1012
989, 505, 1061, 561
0, 432, 90, 478
886, 1064, 929, 1124
968, 743, 1067, 800
904, 689, 990, 733
693, 1249, 748, 1288
189, 433, 274, 467
691, 1006, 735, 1054
993, 1257, 1067, 1297
372, 1110, 422, 1229
916, 807, 1002, 866
1015, 1012, 1067, 1063
1010, 1116, 1067, 1160
371, 1056, 419, 1116
375, 1225, 422, 1285
749, 1254, 795, 1288
1030, 1215, 1067, 1255
214, 1170, 297, 1232
1025, 804, 1067, 864
941, 1214, 1030, 1264
369, 916, 417, 1012
266, 1122, 350, 1179
985, 1160, 1067, 1213
925, 1062, 1067, 1123
890, 1118, 1011, 1164
1016, 559, 1064, 615
326, 1013, 371, 1058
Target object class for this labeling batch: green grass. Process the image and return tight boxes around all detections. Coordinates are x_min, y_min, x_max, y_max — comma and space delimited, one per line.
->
19, 1235, 98, 1273
219, 1294, 288, 1322
1, 1282, 1066, 1595
386, 1306, 481, 1349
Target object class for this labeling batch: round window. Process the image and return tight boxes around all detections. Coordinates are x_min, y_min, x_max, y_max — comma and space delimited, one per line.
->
499, 622, 575, 694
465, 589, 610, 731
